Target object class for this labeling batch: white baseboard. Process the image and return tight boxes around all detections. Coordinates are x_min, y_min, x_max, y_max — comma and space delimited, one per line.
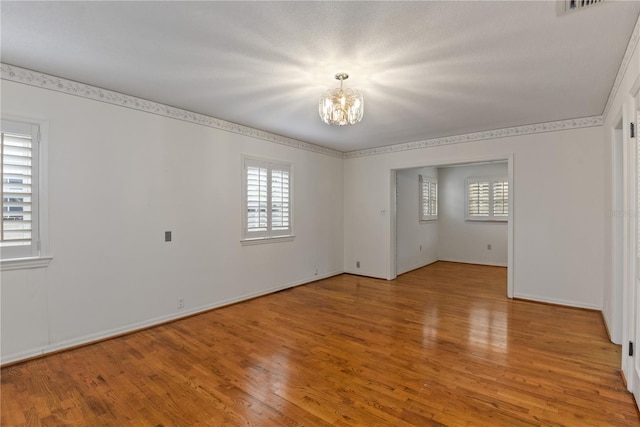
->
342, 269, 388, 280
600, 311, 621, 345
437, 257, 507, 267
1, 269, 344, 366
397, 259, 438, 275
513, 292, 601, 311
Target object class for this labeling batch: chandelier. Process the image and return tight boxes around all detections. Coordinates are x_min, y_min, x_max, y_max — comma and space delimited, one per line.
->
319, 73, 364, 126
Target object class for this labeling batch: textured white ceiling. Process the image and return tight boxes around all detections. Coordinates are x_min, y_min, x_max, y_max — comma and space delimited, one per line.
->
2, 1, 639, 152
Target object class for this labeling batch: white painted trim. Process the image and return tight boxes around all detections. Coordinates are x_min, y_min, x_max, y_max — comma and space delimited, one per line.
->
602, 311, 615, 344
610, 109, 625, 347
631, 73, 640, 99
626, 104, 640, 400
0, 256, 52, 271
389, 169, 397, 280
389, 154, 514, 296
436, 258, 507, 268
2, 64, 606, 161
602, 13, 640, 119
507, 154, 515, 299
240, 235, 295, 246
513, 292, 601, 311
617, 100, 638, 394
343, 269, 387, 280
396, 259, 439, 276
345, 117, 603, 158
0, 63, 344, 159
0, 269, 344, 366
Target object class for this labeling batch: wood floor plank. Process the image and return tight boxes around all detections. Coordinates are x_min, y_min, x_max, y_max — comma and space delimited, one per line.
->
2, 261, 638, 426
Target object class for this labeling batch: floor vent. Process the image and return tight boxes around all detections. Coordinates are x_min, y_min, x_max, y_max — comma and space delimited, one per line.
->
557, 0, 605, 15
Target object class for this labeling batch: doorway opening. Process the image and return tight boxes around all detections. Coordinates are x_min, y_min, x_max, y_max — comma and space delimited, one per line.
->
389, 156, 514, 298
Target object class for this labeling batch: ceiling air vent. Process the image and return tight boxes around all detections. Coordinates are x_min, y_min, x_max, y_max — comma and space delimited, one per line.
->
557, 0, 604, 15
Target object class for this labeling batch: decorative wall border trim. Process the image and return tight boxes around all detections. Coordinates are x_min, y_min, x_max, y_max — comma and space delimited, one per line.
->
602, 12, 640, 119
2, 63, 607, 161
344, 116, 603, 159
0, 63, 344, 159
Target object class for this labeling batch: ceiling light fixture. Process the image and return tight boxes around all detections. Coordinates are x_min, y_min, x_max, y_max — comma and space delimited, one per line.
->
319, 73, 364, 126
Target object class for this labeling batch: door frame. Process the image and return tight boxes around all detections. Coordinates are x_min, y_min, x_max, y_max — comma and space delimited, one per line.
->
388, 154, 514, 299
625, 76, 640, 402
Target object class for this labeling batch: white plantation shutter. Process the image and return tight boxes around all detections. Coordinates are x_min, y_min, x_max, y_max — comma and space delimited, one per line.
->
246, 164, 268, 236
243, 157, 292, 241
492, 181, 509, 218
270, 166, 290, 234
429, 181, 437, 217
419, 176, 437, 220
467, 177, 508, 221
1, 120, 39, 259
468, 181, 490, 218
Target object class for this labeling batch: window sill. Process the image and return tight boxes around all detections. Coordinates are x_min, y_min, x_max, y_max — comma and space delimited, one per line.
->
466, 218, 508, 223
1, 256, 53, 271
241, 235, 295, 246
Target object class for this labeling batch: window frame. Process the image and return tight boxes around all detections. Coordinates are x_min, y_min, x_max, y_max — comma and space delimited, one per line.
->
241, 155, 294, 245
419, 175, 438, 222
1, 118, 51, 269
465, 176, 509, 222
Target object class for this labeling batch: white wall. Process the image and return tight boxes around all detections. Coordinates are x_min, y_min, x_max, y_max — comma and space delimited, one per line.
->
438, 163, 508, 266
0, 80, 344, 364
395, 167, 438, 274
344, 126, 605, 309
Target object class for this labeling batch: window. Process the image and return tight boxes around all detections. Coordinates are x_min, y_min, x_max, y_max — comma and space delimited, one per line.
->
242, 156, 293, 243
466, 177, 508, 221
1, 119, 40, 260
419, 175, 437, 221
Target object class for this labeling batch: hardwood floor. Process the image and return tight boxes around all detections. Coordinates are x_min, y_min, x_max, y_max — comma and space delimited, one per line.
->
2, 261, 638, 426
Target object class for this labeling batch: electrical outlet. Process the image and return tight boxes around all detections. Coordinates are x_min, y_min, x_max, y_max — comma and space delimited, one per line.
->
356, 261, 360, 268
177, 297, 184, 309
487, 244, 492, 250
314, 268, 318, 276
420, 245, 422, 251
165, 231, 172, 242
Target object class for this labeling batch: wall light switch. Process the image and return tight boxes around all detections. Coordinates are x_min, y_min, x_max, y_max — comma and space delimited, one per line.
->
165, 231, 172, 242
